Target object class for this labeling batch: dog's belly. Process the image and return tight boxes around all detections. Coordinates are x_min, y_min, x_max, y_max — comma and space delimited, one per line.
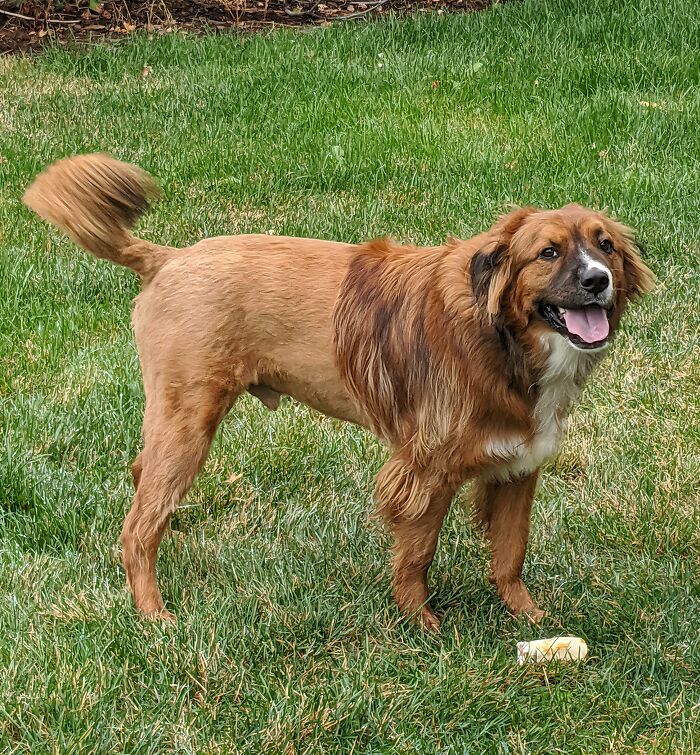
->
255, 372, 369, 427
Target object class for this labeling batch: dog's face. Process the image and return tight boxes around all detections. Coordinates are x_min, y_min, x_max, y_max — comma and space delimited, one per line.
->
472, 204, 655, 351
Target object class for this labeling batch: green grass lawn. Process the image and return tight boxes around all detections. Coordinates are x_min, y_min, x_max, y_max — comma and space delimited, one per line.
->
1, 0, 700, 751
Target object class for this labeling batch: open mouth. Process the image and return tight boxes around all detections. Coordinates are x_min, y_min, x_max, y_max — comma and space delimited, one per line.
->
538, 303, 611, 349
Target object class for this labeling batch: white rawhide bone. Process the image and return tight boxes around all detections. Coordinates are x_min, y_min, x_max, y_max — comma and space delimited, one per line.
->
517, 636, 589, 665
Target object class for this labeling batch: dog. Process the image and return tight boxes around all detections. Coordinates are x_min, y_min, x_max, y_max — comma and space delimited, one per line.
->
24, 154, 654, 630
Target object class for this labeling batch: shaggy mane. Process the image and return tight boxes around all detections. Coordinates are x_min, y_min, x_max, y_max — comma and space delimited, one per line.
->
334, 241, 444, 440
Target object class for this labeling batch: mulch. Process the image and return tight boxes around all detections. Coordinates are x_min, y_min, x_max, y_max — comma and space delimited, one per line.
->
0, 0, 499, 53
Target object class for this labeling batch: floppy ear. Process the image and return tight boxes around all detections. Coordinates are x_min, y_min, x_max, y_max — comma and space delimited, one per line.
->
608, 219, 655, 300
624, 241, 655, 300
471, 206, 538, 320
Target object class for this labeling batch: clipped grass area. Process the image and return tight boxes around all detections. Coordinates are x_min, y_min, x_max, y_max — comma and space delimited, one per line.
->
1, 0, 699, 750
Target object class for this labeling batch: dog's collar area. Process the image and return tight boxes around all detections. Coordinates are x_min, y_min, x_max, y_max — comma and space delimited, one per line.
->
538, 302, 610, 350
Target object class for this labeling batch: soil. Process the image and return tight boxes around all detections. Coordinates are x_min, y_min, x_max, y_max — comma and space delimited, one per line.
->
0, 0, 500, 53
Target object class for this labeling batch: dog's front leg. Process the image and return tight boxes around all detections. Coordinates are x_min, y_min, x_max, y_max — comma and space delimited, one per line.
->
375, 456, 460, 632
473, 471, 544, 622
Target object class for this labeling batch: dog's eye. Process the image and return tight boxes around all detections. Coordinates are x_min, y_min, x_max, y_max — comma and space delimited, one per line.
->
539, 247, 558, 260
598, 238, 614, 253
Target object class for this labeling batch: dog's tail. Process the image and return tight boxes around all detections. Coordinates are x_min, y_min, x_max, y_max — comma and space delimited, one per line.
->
23, 153, 172, 280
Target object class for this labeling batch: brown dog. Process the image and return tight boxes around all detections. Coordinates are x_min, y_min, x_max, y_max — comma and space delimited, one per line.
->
24, 154, 654, 630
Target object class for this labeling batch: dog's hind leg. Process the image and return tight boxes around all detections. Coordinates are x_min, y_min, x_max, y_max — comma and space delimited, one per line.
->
375, 455, 460, 632
472, 472, 543, 622
120, 380, 239, 620
131, 452, 144, 491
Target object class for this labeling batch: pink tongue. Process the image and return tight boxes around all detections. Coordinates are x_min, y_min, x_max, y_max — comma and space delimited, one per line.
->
562, 306, 609, 343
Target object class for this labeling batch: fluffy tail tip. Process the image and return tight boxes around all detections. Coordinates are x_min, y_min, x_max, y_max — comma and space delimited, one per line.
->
23, 153, 161, 266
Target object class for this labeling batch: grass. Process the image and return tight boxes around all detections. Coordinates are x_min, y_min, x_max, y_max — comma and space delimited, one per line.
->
1, 0, 700, 750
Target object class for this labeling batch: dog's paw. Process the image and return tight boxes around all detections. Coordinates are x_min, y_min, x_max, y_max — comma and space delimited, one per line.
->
496, 578, 543, 623
143, 607, 177, 625
521, 606, 545, 624
420, 607, 442, 633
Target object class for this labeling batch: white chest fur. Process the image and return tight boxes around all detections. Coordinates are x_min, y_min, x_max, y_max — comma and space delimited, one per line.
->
485, 335, 601, 482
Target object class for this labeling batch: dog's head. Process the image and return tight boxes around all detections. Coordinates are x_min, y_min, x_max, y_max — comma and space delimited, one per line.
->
471, 204, 655, 351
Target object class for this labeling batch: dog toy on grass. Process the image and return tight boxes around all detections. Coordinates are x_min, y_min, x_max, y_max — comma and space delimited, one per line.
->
517, 636, 588, 664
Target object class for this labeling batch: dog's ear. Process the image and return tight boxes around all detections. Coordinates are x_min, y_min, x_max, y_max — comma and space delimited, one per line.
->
605, 218, 655, 301
471, 206, 538, 320
624, 240, 655, 300
471, 249, 500, 309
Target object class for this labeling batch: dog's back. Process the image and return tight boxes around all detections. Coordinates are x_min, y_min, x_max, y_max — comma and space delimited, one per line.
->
25, 154, 366, 423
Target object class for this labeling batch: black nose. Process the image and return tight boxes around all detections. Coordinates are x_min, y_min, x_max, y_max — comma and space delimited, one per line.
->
580, 268, 610, 294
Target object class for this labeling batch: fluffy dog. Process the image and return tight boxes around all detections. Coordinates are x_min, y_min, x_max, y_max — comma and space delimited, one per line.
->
24, 154, 654, 630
